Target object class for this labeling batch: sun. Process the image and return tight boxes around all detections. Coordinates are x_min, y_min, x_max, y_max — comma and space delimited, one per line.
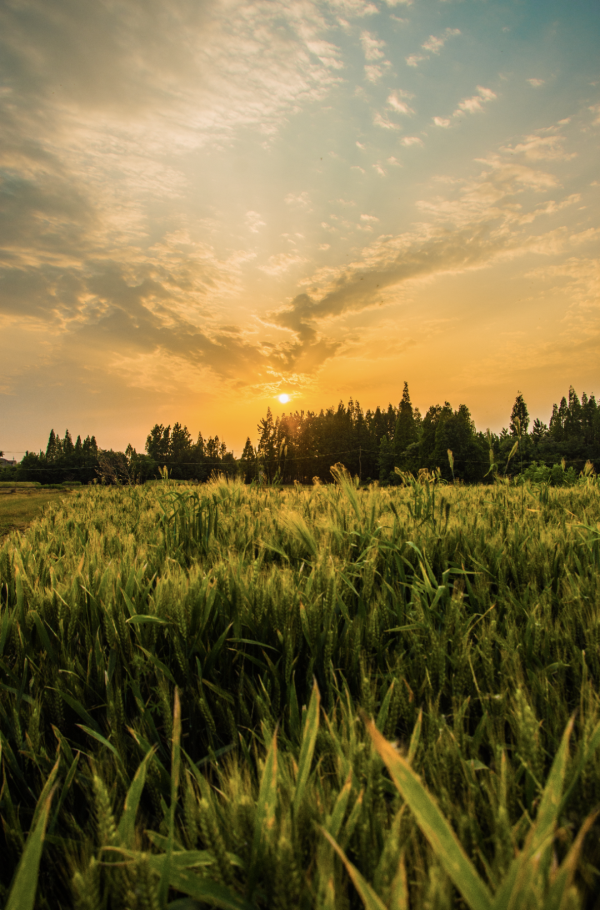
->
278, 393, 290, 404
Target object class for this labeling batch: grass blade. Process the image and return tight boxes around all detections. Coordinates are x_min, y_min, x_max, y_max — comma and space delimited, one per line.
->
321, 827, 388, 910
363, 714, 493, 910
76, 724, 124, 766
389, 852, 408, 910
5, 785, 55, 910
293, 678, 320, 818
159, 688, 182, 909
247, 726, 278, 897
117, 746, 157, 848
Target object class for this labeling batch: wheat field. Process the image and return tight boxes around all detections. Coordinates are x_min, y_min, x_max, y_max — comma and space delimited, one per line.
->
1, 470, 600, 909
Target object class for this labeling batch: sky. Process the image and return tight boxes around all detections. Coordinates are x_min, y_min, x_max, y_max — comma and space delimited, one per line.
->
1, 0, 599, 457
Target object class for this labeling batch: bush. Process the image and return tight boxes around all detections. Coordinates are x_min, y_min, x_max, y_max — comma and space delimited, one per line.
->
0, 481, 42, 488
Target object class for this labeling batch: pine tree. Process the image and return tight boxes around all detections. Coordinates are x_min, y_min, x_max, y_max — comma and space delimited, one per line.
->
393, 381, 418, 469
378, 436, 395, 483
240, 437, 256, 484
510, 392, 530, 436
145, 425, 171, 462
549, 398, 567, 441
563, 387, 582, 439
531, 418, 547, 444
257, 408, 277, 482
46, 429, 58, 461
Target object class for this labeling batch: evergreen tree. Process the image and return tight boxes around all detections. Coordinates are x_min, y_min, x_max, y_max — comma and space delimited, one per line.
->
563, 387, 582, 439
46, 429, 58, 461
378, 436, 395, 483
240, 437, 257, 483
169, 423, 192, 477
510, 392, 530, 436
549, 397, 568, 441
257, 408, 278, 482
63, 429, 74, 455
393, 381, 418, 470
531, 418, 547, 445
145, 425, 171, 462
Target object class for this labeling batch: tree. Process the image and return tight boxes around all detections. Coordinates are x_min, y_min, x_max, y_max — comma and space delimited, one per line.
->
240, 437, 257, 483
531, 418, 547, 445
549, 397, 568, 441
510, 392, 530, 436
378, 436, 395, 483
257, 408, 278, 482
394, 381, 418, 470
46, 429, 59, 461
563, 387, 582, 440
146, 425, 171, 462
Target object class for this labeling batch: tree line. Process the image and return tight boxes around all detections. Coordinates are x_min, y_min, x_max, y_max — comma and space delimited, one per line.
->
3, 384, 598, 486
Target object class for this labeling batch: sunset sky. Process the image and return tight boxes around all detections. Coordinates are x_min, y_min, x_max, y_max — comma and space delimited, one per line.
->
1, 0, 599, 457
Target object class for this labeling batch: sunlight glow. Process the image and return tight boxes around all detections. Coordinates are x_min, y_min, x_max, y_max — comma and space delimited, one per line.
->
278, 393, 290, 404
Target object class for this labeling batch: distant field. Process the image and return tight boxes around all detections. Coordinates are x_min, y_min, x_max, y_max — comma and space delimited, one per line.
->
0, 487, 70, 538
1, 473, 600, 908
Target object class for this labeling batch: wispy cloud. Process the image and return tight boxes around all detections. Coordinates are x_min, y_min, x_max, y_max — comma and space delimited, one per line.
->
407, 27, 460, 66
401, 136, 423, 146
365, 65, 384, 83
421, 28, 460, 54
360, 30, 386, 60
269, 127, 585, 353
245, 211, 266, 233
374, 112, 401, 129
387, 92, 414, 114
284, 191, 312, 208
433, 116, 451, 127
454, 86, 497, 116
501, 134, 575, 161
527, 78, 545, 87
258, 252, 307, 275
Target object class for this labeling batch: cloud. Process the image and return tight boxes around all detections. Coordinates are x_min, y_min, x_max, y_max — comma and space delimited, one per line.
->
258, 252, 307, 275
407, 27, 460, 66
268, 127, 587, 351
330, 0, 379, 16
387, 92, 414, 114
374, 112, 401, 129
590, 104, 600, 126
401, 136, 423, 146
454, 86, 497, 116
284, 191, 311, 208
306, 40, 344, 70
433, 117, 451, 127
360, 30, 386, 60
527, 78, 545, 87
245, 211, 266, 233
421, 28, 460, 54
360, 214, 379, 222
319, 243, 330, 251
501, 134, 575, 161
365, 65, 384, 83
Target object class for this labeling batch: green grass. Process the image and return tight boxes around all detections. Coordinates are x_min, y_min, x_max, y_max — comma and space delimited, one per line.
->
0, 472, 600, 908
0, 488, 70, 539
